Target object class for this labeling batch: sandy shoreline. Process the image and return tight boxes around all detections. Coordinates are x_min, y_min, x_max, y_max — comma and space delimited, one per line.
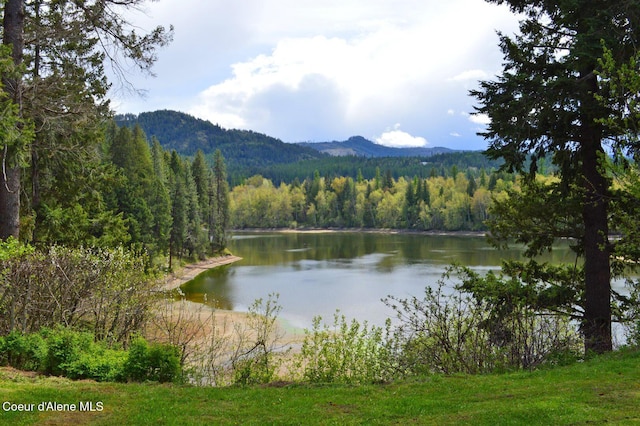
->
231, 228, 488, 237
161, 255, 243, 291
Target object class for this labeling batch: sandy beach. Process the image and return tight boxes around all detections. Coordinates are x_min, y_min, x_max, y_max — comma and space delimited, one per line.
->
161, 255, 243, 291
151, 254, 303, 382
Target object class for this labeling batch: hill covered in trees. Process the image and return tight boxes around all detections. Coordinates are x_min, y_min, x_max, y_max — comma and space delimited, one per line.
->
116, 110, 505, 184
115, 110, 325, 168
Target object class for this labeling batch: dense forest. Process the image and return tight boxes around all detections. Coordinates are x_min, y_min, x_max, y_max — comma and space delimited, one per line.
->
242, 151, 508, 186
229, 168, 518, 231
28, 120, 231, 267
116, 110, 508, 185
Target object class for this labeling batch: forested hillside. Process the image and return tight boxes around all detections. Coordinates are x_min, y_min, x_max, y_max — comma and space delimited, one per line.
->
248, 151, 506, 185
116, 110, 507, 185
116, 110, 325, 167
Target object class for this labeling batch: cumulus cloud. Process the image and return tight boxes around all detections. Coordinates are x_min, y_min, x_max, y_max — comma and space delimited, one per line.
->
375, 125, 428, 148
115, 0, 520, 148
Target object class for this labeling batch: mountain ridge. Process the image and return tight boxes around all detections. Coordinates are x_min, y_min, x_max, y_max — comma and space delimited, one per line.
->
297, 136, 456, 157
115, 110, 462, 162
115, 110, 325, 168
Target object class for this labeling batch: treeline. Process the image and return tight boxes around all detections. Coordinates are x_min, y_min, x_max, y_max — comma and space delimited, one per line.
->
228, 151, 507, 186
28, 121, 229, 268
230, 168, 517, 231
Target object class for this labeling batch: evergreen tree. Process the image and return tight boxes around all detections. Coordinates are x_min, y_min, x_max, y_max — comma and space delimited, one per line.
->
149, 138, 172, 256
210, 149, 229, 251
183, 161, 207, 259
403, 178, 417, 228
107, 125, 157, 247
470, 0, 640, 353
466, 171, 477, 197
169, 151, 187, 268
0, 0, 172, 241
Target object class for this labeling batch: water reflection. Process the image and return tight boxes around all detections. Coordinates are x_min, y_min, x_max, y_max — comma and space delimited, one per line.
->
181, 232, 579, 328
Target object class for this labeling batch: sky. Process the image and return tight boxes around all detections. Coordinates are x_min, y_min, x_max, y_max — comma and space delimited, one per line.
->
111, 0, 521, 150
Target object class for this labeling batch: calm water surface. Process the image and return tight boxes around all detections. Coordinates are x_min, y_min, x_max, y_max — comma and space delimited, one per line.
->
182, 232, 582, 329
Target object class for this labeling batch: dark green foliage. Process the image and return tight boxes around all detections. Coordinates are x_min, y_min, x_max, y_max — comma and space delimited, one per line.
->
115, 110, 505, 185
471, 0, 640, 353
43, 327, 94, 377
240, 152, 504, 185
210, 150, 230, 251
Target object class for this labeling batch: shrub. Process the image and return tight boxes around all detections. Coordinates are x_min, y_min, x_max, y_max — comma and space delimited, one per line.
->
123, 337, 181, 383
0, 331, 47, 371
384, 268, 582, 375
43, 326, 93, 376
229, 294, 288, 385
0, 246, 158, 344
296, 313, 394, 384
63, 345, 127, 382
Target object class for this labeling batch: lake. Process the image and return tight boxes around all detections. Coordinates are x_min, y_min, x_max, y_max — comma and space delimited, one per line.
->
181, 231, 589, 329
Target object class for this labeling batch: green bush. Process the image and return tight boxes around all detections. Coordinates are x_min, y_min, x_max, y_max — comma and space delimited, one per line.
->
0, 331, 47, 371
0, 327, 181, 383
123, 337, 181, 383
43, 327, 93, 376
64, 345, 127, 382
296, 313, 394, 384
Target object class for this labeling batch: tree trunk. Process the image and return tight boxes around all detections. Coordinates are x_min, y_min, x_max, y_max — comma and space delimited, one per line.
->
581, 73, 612, 354
0, 165, 20, 240
0, 0, 25, 241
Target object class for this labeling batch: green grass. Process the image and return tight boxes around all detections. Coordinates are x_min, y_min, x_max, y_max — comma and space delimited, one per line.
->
1, 349, 639, 425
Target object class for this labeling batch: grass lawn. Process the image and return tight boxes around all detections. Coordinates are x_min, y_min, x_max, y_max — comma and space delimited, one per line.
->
1, 348, 638, 425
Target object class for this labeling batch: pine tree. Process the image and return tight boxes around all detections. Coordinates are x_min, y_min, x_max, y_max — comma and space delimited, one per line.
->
471, 0, 640, 353
0, 0, 172, 241
210, 150, 229, 251
192, 150, 211, 225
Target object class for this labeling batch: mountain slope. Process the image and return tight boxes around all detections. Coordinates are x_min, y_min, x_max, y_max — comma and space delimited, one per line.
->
115, 110, 325, 168
297, 136, 455, 157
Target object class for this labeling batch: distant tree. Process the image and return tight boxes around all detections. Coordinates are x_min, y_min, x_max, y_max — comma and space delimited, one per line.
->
169, 151, 187, 268
149, 138, 172, 255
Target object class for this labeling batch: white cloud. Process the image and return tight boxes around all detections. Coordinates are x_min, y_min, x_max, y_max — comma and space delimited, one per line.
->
449, 69, 489, 82
469, 113, 491, 125
115, 0, 520, 148
375, 125, 428, 148
450, 132, 461, 137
